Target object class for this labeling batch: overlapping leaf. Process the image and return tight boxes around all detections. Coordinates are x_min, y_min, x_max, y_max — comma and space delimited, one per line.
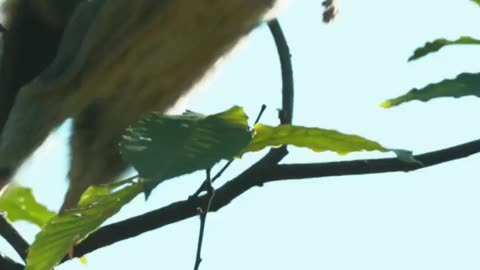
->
242, 124, 387, 155
381, 73, 480, 108
0, 185, 55, 227
409, 36, 480, 61
26, 178, 143, 270
120, 106, 252, 194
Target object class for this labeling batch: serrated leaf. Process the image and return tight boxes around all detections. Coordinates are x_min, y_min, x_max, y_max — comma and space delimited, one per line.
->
25, 178, 143, 270
409, 36, 480, 61
381, 72, 480, 108
120, 106, 252, 194
242, 124, 387, 155
0, 185, 55, 227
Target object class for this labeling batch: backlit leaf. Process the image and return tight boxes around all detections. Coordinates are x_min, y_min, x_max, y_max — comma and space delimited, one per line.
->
25, 178, 143, 270
242, 124, 387, 155
409, 36, 480, 61
0, 185, 55, 227
381, 73, 480, 108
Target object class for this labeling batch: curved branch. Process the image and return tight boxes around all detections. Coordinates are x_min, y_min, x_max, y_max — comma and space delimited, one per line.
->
258, 19, 294, 164
268, 19, 294, 125
191, 19, 293, 197
70, 138, 480, 259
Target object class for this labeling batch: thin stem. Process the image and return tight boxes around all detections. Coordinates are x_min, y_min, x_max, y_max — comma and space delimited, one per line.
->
253, 104, 267, 125
193, 169, 215, 270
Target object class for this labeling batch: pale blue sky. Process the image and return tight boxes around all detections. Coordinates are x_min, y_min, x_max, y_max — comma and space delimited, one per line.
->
3, 0, 480, 269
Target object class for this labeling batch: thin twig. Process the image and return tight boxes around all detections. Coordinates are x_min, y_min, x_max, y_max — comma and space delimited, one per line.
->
0, 214, 29, 261
253, 104, 267, 125
193, 212, 206, 270
193, 169, 215, 270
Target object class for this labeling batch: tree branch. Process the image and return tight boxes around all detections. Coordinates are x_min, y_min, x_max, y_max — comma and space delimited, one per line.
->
265, 138, 480, 181
69, 138, 480, 258
0, 214, 29, 261
0, 253, 24, 270
70, 143, 287, 259
268, 19, 294, 125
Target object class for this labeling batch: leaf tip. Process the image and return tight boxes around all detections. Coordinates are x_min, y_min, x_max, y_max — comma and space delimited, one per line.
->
407, 55, 417, 62
379, 100, 393, 108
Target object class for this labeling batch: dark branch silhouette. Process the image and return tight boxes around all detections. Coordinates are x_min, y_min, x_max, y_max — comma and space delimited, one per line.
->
268, 19, 294, 125
70, 137, 480, 258
0, 253, 23, 270
0, 215, 28, 261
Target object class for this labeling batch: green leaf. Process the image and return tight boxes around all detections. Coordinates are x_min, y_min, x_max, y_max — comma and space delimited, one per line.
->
0, 185, 55, 227
242, 124, 387, 155
381, 72, 480, 108
409, 36, 480, 61
120, 106, 252, 193
25, 178, 143, 270
471, 0, 480, 7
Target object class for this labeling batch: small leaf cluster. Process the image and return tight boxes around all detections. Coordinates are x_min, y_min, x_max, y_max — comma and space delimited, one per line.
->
382, 2, 480, 108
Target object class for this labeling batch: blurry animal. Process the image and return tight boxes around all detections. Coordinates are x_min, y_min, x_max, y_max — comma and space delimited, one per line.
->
0, 0, 282, 211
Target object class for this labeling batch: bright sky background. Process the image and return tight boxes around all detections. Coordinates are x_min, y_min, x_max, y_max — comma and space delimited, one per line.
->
2, 0, 480, 269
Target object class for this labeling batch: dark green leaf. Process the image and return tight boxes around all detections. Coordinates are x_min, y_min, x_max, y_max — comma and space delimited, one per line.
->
381, 73, 480, 108
120, 106, 252, 193
0, 185, 55, 227
242, 124, 387, 155
409, 36, 480, 61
